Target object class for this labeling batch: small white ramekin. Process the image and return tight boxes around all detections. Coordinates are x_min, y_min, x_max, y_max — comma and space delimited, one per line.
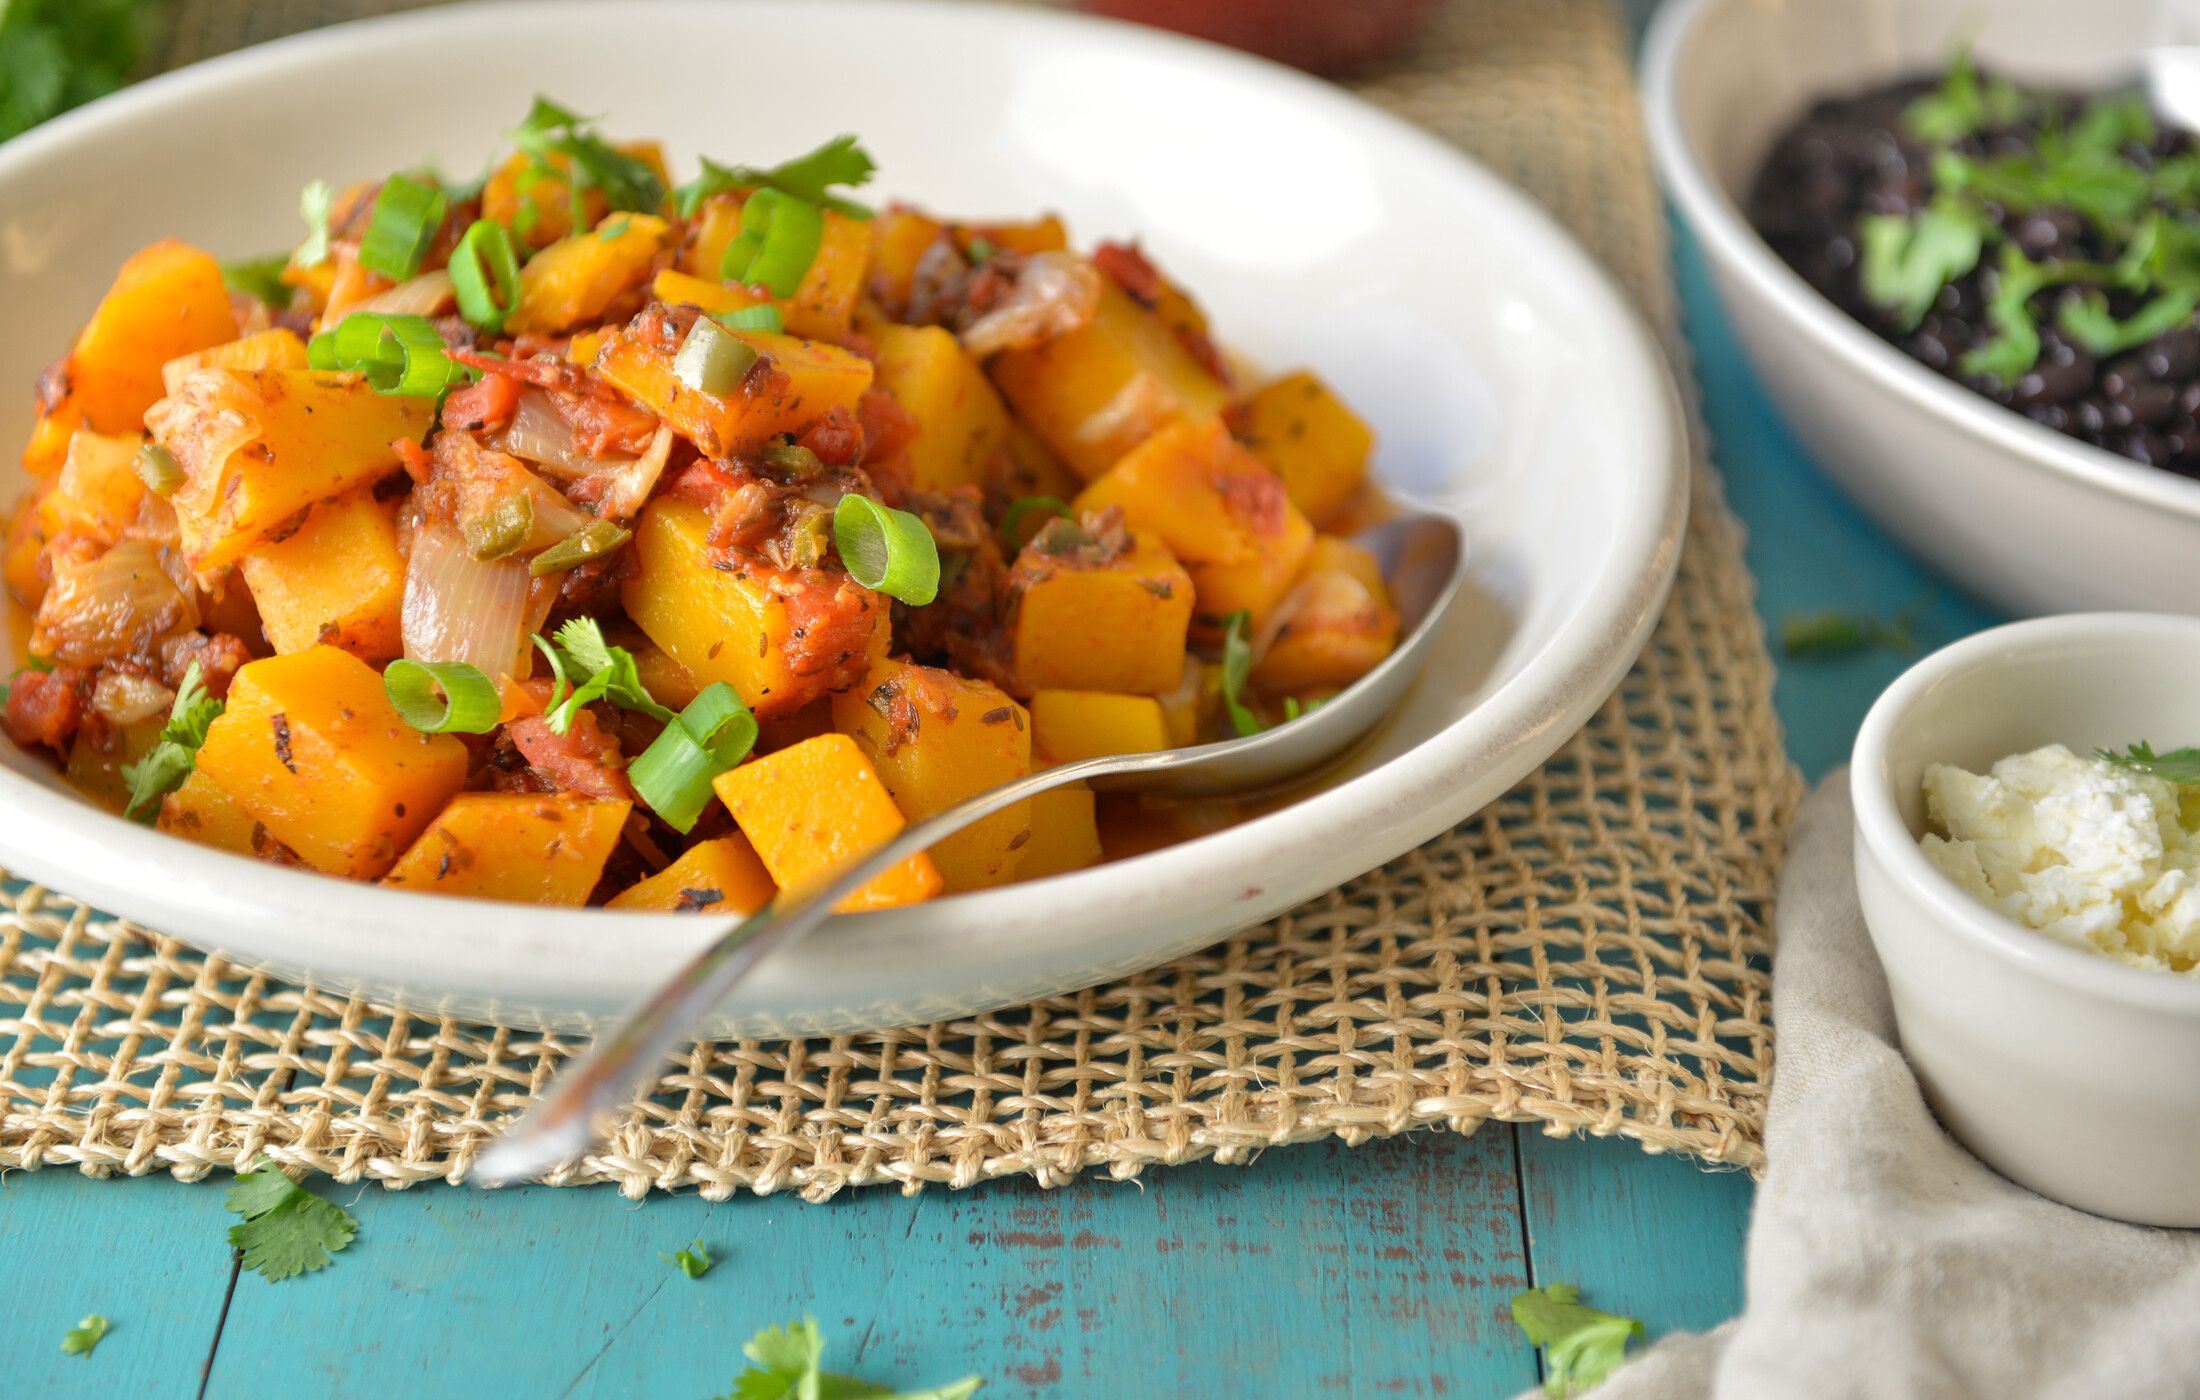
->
1852, 613, 2200, 1226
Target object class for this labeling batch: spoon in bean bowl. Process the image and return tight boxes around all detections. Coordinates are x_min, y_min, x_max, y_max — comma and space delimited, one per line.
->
470, 509, 1468, 1186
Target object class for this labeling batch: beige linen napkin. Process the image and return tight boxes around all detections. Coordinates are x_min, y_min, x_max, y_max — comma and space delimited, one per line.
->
1528, 774, 2200, 1399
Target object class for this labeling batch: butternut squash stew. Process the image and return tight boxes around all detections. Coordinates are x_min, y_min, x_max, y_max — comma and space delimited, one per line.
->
1, 101, 1400, 909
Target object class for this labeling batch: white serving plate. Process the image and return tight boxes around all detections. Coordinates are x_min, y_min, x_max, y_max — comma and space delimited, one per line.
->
0, 0, 1685, 1034
1645, 0, 2200, 617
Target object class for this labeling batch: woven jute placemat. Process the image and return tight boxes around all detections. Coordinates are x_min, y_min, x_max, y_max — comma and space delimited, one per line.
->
0, 0, 1801, 1198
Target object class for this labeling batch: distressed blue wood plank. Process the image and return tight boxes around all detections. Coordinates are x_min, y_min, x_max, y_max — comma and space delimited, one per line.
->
0, 1169, 235, 1395
1517, 1132, 1751, 1341
197, 1128, 1534, 1399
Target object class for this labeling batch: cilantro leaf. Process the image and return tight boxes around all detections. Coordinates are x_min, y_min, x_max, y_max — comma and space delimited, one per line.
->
506, 94, 665, 230
2057, 287, 2200, 356
222, 254, 295, 308
673, 136, 877, 220
0, 0, 151, 141
535, 617, 677, 733
223, 1155, 358, 1282
1904, 47, 2028, 144
2098, 742, 2200, 785
60, 1314, 109, 1358
1858, 198, 1985, 329
1960, 245, 2099, 384
1511, 1283, 1644, 1397
721, 1318, 981, 1400
1218, 609, 1262, 737
296, 179, 335, 269
664, 1238, 714, 1279
121, 661, 224, 824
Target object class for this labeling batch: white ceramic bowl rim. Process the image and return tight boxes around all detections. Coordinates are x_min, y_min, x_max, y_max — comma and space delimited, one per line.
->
1641, 0, 2200, 524
1852, 611, 2200, 1015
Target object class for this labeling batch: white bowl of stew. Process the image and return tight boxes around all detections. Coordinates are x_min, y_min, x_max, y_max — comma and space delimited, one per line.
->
0, 0, 1685, 1033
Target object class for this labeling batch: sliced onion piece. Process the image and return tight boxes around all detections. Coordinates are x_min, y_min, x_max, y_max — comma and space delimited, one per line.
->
594, 423, 674, 521
29, 540, 202, 668
401, 519, 532, 679
349, 268, 457, 318
493, 389, 622, 481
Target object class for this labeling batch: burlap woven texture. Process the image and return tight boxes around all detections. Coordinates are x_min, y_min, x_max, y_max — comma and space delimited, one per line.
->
0, 0, 1801, 1199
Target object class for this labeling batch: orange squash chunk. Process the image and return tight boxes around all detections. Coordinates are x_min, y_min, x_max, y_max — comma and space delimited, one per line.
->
1006, 524, 1193, 695
384, 793, 631, 905
1252, 536, 1401, 694
868, 324, 1012, 493
158, 770, 263, 859
57, 240, 238, 436
37, 430, 146, 546
712, 734, 942, 912
161, 328, 311, 396
195, 647, 467, 880
594, 303, 874, 458
680, 197, 871, 342
510, 214, 673, 336
1014, 785, 1104, 881
1030, 689, 1170, 765
1075, 418, 1313, 628
1229, 370, 1375, 528
607, 835, 777, 915
3, 491, 48, 607
238, 487, 405, 662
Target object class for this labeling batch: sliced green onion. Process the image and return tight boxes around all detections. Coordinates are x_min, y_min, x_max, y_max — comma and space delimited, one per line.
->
718, 188, 824, 298
464, 496, 535, 561
449, 219, 521, 335
530, 520, 632, 576
999, 495, 1072, 551
833, 493, 940, 605
1219, 609, 1261, 737
297, 179, 335, 268
308, 313, 464, 398
673, 316, 761, 398
383, 659, 501, 734
358, 174, 449, 283
712, 304, 784, 333
627, 682, 759, 833
134, 443, 184, 497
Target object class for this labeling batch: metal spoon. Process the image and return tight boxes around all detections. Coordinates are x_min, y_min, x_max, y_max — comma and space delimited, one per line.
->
471, 510, 1467, 1185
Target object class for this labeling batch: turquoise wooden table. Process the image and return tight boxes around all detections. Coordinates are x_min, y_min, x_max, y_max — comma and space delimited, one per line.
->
0, 220, 2004, 1398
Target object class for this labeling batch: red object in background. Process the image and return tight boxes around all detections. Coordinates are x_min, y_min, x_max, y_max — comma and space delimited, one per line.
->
1077, 0, 1438, 75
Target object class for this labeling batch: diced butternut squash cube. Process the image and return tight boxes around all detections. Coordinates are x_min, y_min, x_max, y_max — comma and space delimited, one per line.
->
147, 369, 432, 571
988, 281, 1230, 479
1015, 785, 1104, 881
1030, 689, 1170, 765
1252, 536, 1401, 694
607, 835, 778, 915
64, 716, 163, 814
37, 430, 146, 545
510, 214, 673, 336
481, 142, 669, 251
713, 734, 942, 912
987, 418, 1083, 511
868, 324, 1012, 492
1005, 525, 1192, 695
868, 208, 948, 310
1156, 657, 1221, 749
383, 793, 631, 905
22, 401, 86, 480
681, 197, 871, 342
623, 498, 888, 717
158, 770, 263, 858
196, 646, 467, 879
59, 240, 238, 435
831, 658, 1032, 892
1075, 418, 1313, 628
964, 216, 1069, 257
594, 303, 875, 457
161, 328, 311, 396
238, 487, 405, 662
650, 267, 769, 321
1230, 371, 1374, 527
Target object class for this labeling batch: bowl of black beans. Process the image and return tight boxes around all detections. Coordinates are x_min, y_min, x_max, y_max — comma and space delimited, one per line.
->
1644, 0, 2200, 615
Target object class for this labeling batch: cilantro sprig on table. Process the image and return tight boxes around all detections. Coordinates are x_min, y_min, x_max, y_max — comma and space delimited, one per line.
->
665, 1238, 714, 1279
60, 1314, 110, 1358
224, 1156, 359, 1282
1510, 1284, 1645, 1397
722, 1318, 980, 1400
1857, 51, 2200, 380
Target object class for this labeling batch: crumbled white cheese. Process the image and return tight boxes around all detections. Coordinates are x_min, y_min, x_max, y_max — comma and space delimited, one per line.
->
1920, 744, 2200, 974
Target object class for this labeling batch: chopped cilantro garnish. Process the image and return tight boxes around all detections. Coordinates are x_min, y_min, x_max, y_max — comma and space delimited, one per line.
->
665, 1238, 713, 1279
120, 661, 224, 824
507, 95, 666, 235
1960, 246, 2098, 384
720, 1317, 981, 1400
224, 1155, 358, 1282
1218, 610, 1261, 738
2059, 287, 2200, 355
222, 254, 294, 309
1858, 198, 1983, 330
1902, 47, 2028, 144
60, 1314, 109, 1358
533, 617, 677, 734
2098, 742, 2200, 785
1511, 1283, 1644, 1397
672, 136, 878, 220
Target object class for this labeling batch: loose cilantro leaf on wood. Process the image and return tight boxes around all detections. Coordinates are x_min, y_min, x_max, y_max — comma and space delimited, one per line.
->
224, 1155, 358, 1282
121, 661, 224, 823
2099, 742, 2200, 785
665, 1238, 713, 1278
60, 1314, 109, 1357
1511, 1284, 1644, 1397
0, 0, 152, 142
1859, 198, 1985, 329
720, 1317, 981, 1400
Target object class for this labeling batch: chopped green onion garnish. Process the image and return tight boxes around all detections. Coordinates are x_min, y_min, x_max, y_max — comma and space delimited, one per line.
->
673, 316, 761, 398
530, 520, 632, 576
628, 682, 759, 833
719, 188, 824, 298
999, 495, 1072, 551
1219, 609, 1261, 738
463, 495, 535, 561
297, 179, 335, 269
712, 304, 784, 333
134, 443, 184, 497
449, 219, 521, 335
358, 173, 449, 283
309, 313, 464, 398
833, 493, 940, 605
383, 659, 501, 734
120, 661, 224, 823
223, 254, 294, 308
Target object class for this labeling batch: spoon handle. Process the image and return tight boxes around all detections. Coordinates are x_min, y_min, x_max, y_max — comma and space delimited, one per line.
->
470, 756, 1113, 1185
